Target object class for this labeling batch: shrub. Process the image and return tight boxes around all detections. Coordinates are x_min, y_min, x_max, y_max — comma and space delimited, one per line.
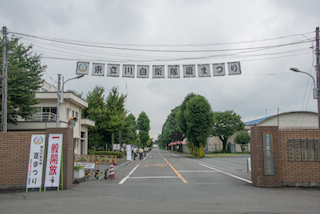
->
74, 165, 84, 171
87, 151, 123, 158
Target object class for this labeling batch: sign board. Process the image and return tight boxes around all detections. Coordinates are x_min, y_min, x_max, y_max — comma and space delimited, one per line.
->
263, 134, 274, 175
44, 134, 63, 188
26, 135, 46, 189
92, 63, 105, 76
113, 144, 120, 151
76, 61, 90, 75
74, 162, 95, 169
126, 145, 131, 161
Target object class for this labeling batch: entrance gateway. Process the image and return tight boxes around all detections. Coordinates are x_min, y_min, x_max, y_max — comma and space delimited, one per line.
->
251, 126, 320, 187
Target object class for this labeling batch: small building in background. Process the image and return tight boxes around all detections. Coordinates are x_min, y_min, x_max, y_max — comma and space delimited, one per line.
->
206, 111, 318, 153
7, 81, 95, 155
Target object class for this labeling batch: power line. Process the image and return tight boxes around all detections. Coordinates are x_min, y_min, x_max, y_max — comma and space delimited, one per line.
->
11, 31, 314, 47
12, 31, 313, 53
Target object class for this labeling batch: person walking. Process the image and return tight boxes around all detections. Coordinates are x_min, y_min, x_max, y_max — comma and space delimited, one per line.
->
133, 147, 137, 160
139, 146, 144, 160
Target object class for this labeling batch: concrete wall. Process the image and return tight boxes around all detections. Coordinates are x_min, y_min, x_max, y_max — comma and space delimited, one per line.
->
0, 128, 74, 190
251, 126, 320, 187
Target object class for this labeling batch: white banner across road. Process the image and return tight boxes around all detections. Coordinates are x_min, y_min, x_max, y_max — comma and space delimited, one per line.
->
76, 61, 241, 78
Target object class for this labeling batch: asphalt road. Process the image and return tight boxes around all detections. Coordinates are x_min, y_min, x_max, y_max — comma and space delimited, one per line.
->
1, 149, 320, 214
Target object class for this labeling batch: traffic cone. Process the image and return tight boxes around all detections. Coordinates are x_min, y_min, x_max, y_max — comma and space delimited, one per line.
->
109, 163, 115, 179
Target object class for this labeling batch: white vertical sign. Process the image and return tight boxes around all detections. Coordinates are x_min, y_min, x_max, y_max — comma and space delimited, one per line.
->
212, 63, 226, 76
123, 64, 135, 78
92, 63, 105, 76
26, 135, 46, 189
183, 65, 196, 78
197, 64, 211, 77
168, 65, 180, 78
76, 61, 90, 75
152, 65, 165, 78
44, 134, 63, 188
137, 65, 150, 78
228, 61, 241, 75
126, 145, 132, 161
107, 64, 120, 77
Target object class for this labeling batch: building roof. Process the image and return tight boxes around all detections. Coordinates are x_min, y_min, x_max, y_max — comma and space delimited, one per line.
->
245, 111, 317, 126
245, 116, 271, 126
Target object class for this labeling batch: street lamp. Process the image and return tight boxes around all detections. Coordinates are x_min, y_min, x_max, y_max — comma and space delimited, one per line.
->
290, 67, 320, 129
56, 74, 84, 127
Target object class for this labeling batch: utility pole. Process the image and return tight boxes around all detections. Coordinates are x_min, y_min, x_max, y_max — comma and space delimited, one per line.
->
1, 26, 8, 132
56, 74, 61, 127
316, 27, 320, 129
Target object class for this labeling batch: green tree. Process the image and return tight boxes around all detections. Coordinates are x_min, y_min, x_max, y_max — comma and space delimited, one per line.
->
0, 37, 45, 124
122, 113, 137, 144
184, 95, 213, 157
105, 87, 127, 150
83, 85, 108, 150
176, 93, 196, 135
137, 111, 150, 147
234, 131, 250, 152
212, 110, 245, 152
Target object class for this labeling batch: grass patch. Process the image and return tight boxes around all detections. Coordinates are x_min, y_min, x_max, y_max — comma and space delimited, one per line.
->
205, 153, 249, 158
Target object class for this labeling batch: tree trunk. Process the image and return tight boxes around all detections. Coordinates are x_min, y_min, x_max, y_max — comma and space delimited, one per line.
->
111, 132, 114, 151
218, 135, 228, 151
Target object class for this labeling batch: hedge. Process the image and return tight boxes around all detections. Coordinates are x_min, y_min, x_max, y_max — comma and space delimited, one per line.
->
88, 151, 123, 158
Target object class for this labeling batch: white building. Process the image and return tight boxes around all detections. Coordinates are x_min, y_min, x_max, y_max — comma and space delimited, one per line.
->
7, 81, 95, 155
206, 111, 318, 153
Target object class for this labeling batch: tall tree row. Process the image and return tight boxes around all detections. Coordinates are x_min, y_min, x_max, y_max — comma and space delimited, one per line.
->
159, 93, 245, 157
137, 111, 150, 147
83, 86, 131, 151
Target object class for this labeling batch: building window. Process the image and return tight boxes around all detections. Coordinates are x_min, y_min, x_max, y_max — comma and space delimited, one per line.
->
72, 110, 74, 117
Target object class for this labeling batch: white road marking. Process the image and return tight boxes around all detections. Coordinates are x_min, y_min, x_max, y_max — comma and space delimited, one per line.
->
199, 163, 252, 184
118, 164, 140, 184
129, 176, 179, 179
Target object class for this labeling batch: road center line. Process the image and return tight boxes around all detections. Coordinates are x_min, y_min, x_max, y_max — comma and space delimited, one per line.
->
129, 176, 179, 179
199, 163, 252, 184
158, 151, 188, 184
177, 170, 218, 173
118, 164, 140, 184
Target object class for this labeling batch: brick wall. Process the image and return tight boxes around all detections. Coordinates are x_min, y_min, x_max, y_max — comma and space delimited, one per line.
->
251, 126, 320, 187
0, 128, 74, 190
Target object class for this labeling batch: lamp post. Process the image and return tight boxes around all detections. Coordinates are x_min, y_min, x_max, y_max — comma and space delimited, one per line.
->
56, 74, 84, 127
290, 67, 320, 129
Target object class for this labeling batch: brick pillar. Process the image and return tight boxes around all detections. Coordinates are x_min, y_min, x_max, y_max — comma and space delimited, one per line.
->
46, 128, 74, 189
251, 126, 281, 187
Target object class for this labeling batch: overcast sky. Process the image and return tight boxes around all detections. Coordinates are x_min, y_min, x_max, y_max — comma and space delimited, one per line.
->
1, 0, 320, 139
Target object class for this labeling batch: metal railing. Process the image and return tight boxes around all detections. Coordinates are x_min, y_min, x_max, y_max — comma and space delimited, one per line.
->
28, 112, 57, 122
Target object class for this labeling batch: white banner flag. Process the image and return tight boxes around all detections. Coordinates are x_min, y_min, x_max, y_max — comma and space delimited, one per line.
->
92, 63, 105, 76
152, 65, 165, 78
76, 61, 90, 75
198, 64, 211, 77
212, 63, 226, 76
26, 135, 46, 189
168, 65, 180, 78
107, 64, 120, 77
228, 61, 241, 75
45, 134, 63, 188
183, 65, 196, 78
126, 145, 132, 161
137, 65, 150, 78
123, 64, 135, 78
